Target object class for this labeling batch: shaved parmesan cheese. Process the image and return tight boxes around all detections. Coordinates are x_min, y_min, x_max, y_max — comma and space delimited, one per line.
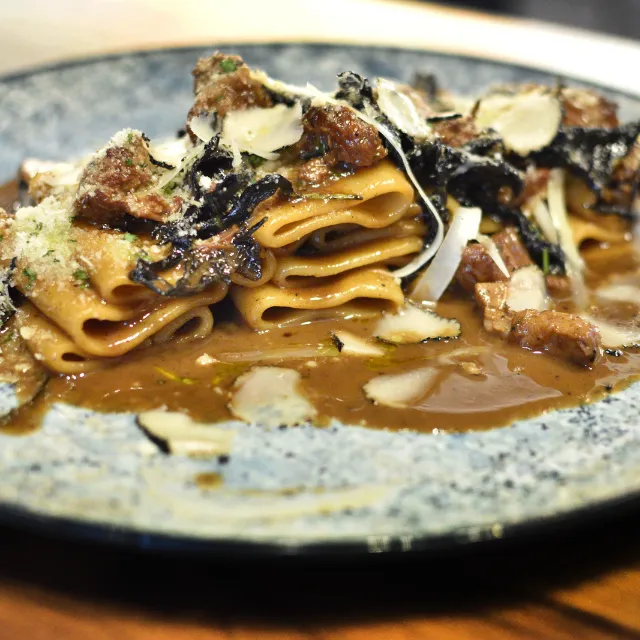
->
374, 303, 461, 343
229, 366, 316, 427
20, 158, 82, 185
358, 105, 445, 279
476, 233, 510, 278
250, 70, 327, 103
506, 265, 549, 312
580, 314, 640, 349
150, 136, 190, 166
137, 410, 235, 456
530, 197, 559, 244
189, 114, 219, 144
331, 331, 385, 357
11, 196, 76, 276
221, 104, 303, 163
376, 78, 432, 139
475, 91, 561, 155
363, 367, 438, 408
409, 207, 482, 302
547, 168, 587, 306
154, 141, 205, 192
596, 282, 640, 306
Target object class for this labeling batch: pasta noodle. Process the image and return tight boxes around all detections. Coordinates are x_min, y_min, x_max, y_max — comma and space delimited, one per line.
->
250, 160, 415, 248
270, 236, 424, 288
231, 267, 405, 330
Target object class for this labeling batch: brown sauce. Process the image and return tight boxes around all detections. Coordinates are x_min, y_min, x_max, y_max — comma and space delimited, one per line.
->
1, 180, 640, 436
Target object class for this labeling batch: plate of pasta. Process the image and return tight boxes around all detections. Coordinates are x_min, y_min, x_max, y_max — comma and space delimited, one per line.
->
1, 43, 640, 554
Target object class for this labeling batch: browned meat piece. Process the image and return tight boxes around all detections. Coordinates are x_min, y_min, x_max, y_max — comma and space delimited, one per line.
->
455, 243, 509, 291
492, 227, 533, 272
509, 309, 602, 366
511, 167, 550, 208
299, 105, 387, 170
432, 116, 479, 148
560, 87, 619, 129
483, 307, 513, 338
474, 280, 601, 366
474, 281, 509, 311
74, 132, 182, 226
597, 141, 640, 211
187, 53, 272, 126
294, 157, 333, 188
545, 274, 572, 297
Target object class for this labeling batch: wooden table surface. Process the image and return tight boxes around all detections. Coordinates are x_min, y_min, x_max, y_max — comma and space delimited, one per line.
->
2, 502, 640, 640
3, 1, 640, 638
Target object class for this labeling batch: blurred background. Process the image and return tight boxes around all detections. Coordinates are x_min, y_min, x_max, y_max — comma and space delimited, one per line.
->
0, 0, 638, 90
443, 0, 640, 38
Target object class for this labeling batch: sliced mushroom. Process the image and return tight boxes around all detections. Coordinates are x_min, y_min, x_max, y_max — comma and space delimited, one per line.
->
229, 366, 317, 427
374, 303, 461, 344
137, 411, 236, 457
221, 103, 303, 162
506, 265, 549, 312
331, 330, 386, 357
580, 314, 640, 349
363, 367, 438, 408
475, 90, 562, 156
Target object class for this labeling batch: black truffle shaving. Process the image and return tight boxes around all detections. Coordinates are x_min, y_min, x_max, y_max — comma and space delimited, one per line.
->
0, 260, 16, 327
231, 218, 267, 282
532, 120, 640, 195
335, 71, 374, 109
493, 205, 566, 272
132, 173, 292, 296
129, 248, 234, 297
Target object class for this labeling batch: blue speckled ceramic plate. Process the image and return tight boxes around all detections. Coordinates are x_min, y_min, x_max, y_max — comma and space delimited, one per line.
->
2, 44, 640, 556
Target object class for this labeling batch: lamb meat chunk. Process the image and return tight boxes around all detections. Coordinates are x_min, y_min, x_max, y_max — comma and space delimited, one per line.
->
432, 116, 480, 148
483, 307, 513, 338
492, 227, 534, 272
298, 105, 387, 170
74, 131, 182, 227
474, 281, 509, 312
474, 280, 601, 366
455, 243, 509, 291
187, 53, 272, 127
560, 87, 619, 129
294, 157, 333, 188
545, 274, 573, 297
508, 309, 602, 366
511, 167, 550, 208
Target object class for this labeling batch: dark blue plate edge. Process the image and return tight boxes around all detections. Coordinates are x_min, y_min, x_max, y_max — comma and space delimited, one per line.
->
1, 41, 640, 557
3, 487, 640, 559
2, 41, 639, 101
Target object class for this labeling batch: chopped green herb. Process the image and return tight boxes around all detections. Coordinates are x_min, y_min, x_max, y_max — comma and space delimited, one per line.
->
136, 251, 151, 262
125, 157, 134, 167
43, 249, 55, 257
541, 248, 550, 275
162, 182, 176, 195
220, 58, 238, 73
124, 232, 138, 243
2, 330, 16, 344
22, 268, 37, 289
298, 193, 363, 201
35, 222, 44, 232
73, 269, 90, 288
246, 154, 266, 169
154, 366, 197, 385
0, 234, 4, 242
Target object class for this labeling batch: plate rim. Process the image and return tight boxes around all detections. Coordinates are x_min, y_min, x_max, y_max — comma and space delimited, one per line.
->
2, 41, 640, 557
